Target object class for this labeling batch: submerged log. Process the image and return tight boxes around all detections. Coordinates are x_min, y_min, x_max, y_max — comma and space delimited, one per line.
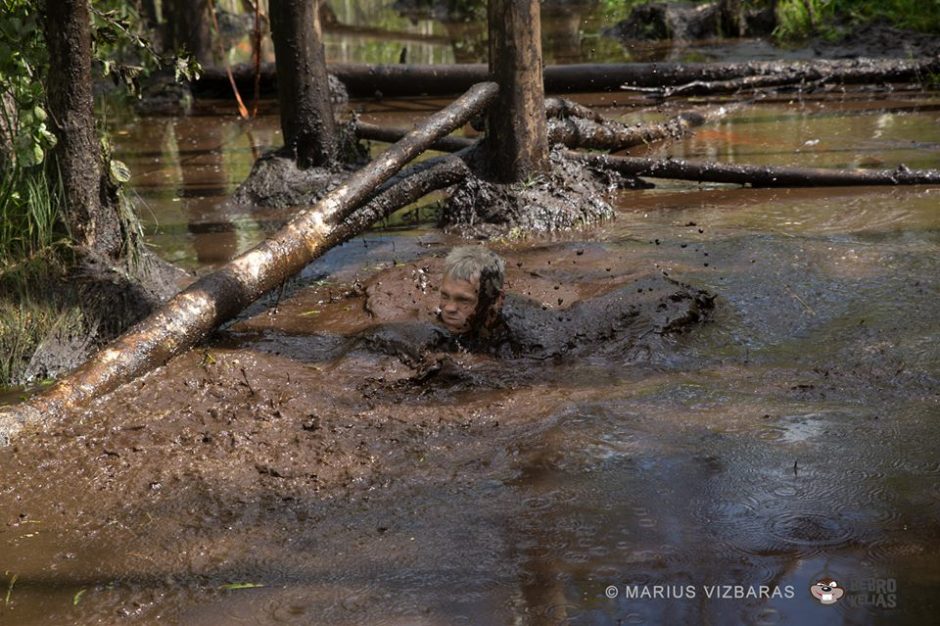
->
356, 108, 718, 153
547, 112, 706, 151
355, 121, 475, 153
0, 83, 498, 441
572, 153, 940, 187
544, 97, 606, 123
193, 56, 940, 97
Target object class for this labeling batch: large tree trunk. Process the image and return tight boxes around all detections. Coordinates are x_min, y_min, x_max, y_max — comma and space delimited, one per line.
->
0, 83, 498, 440
486, 0, 549, 181
44, 0, 122, 258
195, 56, 940, 98
718, 0, 746, 37
163, 0, 213, 67
269, 0, 337, 168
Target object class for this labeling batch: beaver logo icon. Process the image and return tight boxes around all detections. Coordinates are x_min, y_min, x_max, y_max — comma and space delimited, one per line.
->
810, 578, 844, 605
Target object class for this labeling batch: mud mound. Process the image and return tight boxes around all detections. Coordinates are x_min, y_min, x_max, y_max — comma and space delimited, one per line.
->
232, 123, 367, 208
816, 22, 940, 58
440, 150, 624, 237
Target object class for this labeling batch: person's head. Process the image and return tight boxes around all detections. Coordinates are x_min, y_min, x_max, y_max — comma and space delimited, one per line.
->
438, 246, 505, 335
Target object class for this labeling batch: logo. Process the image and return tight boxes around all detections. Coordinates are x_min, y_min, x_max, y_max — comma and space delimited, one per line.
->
810, 578, 845, 605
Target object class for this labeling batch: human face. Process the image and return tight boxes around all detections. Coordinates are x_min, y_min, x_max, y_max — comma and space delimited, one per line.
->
438, 274, 479, 334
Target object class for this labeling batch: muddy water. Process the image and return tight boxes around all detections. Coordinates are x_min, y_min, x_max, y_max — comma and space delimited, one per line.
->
2, 95, 939, 624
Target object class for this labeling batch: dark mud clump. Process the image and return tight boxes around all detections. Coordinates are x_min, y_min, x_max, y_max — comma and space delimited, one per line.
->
230, 75, 362, 208
231, 123, 368, 208
440, 149, 630, 237
606, 1, 775, 42
815, 22, 940, 58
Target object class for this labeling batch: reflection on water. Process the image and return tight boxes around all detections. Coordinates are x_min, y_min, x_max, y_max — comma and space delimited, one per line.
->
1, 92, 938, 624
217, 0, 708, 66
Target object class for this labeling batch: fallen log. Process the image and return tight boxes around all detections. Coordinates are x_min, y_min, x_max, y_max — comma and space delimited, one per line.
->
547, 112, 706, 151
0, 82, 498, 441
621, 73, 828, 97
355, 121, 475, 153
357, 110, 713, 153
544, 97, 606, 123
571, 153, 940, 187
192, 56, 940, 98
343, 152, 473, 232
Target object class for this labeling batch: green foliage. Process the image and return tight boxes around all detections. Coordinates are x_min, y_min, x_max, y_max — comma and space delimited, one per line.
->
0, 165, 74, 386
0, 0, 54, 168
91, 2, 200, 97
827, 0, 940, 33
775, 0, 940, 42
0, 166, 66, 269
0, 0, 197, 385
773, 0, 825, 41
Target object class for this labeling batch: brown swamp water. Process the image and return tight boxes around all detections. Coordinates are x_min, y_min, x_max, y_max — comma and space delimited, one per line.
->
1, 93, 939, 624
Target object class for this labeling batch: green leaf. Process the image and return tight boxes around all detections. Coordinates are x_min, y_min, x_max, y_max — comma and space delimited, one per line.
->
109, 159, 131, 184
17, 142, 43, 167
73, 589, 86, 605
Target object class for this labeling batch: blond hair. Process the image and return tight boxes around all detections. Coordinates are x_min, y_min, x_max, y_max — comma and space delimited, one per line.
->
443, 246, 505, 301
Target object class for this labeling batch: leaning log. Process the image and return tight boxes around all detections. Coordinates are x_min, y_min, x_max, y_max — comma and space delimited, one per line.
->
344, 152, 473, 232
572, 154, 940, 187
0, 83, 498, 441
192, 56, 940, 97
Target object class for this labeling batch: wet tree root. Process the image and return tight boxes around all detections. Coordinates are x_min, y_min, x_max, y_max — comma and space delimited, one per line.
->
572, 153, 940, 187
0, 83, 498, 440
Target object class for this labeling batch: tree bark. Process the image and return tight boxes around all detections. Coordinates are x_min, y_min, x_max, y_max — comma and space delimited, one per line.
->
44, 0, 122, 257
194, 56, 940, 98
0, 83, 498, 439
163, 0, 213, 66
718, 0, 746, 37
486, 0, 550, 181
269, 0, 338, 168
134, 0, 160, 34
572, 153, 940, 187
